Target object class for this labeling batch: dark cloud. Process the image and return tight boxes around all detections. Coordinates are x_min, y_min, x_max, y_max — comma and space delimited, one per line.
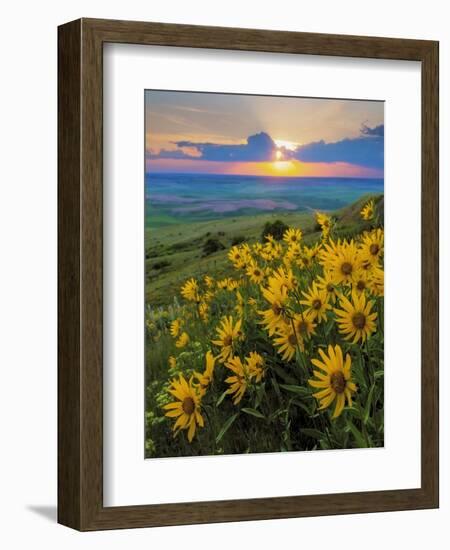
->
148, 148, 194, 160
149, 125, 384, 169
172, 132, 277, 162
361, 124, 384, 137
292, 125, 384, 169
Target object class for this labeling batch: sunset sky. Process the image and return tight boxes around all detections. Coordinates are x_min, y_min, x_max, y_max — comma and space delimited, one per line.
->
145, 91, 384, 179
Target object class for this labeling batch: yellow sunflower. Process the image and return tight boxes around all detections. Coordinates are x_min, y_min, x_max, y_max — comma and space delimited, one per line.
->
322, 239, 360, 285
246, 260, 265, 284
308, 344, 357, 419
273, 326, 300, 361
270, 241, 283, 260
181, 278, 200, 302
175, 331, 190, 348
228, 246, 246, 269
204, 275, 215, 289
316, 271, 339, 304
198, 301, 209, 322
203, 290, 215, 302
170, 318, 182, 338
283, 227, 302, 246
261, 238, 282, 262
359, 228, 384, 266
258, 281, 290, 336
271, 266, 297, 292
360, 199, 375, 221
226, 279, 240, 292
299, 252, 314, 270
212, 316, 243, 362
194, 350, 216, 392
168, 356, 177, 370
368, 264, 384, 296
306, 242, 322, 261
300, 281, 331, 323
217, 278, 230, 290
246, 351, 265, 382
351, 268, 371, 296
316, 211, 332, 230
292, 312, 316, 342
163, 375, 204, 442
334, 289, 377, 343
315, 212, 332, 241
224, 355, 248, 404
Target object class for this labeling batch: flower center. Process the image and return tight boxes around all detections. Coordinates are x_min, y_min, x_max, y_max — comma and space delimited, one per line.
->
352, 312, 366, 329
291, 235, 297, 242
223, 335, 233, 346
296, 321, 308, 334
330, 371, 346, 394
182, 397, 195, 415
254, 269, 261, 277
327, 283, 335, 293
312, 299, 322, 310
370, 244, 379, 256
341, 262, 353, 275
288, 333, 298, 346
272, 303, 282, 315
356, 280, 366, 291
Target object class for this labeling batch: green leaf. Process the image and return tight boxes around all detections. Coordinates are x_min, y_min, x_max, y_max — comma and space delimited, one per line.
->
301, 428, 325, 440
324, 319, 334, 336
242, 407, 266, 419
374, 370, 384, 379
363, 384, 376, 424
269, 408, 286, 421
291, 398, 314, 415
216, 389, 228, 407
271, 365, 298, 385
271, 375, 281, 397
215, 413, 239, 444
255, 383, 266, 409
346, 419, 367, 448
279, 384, 311, 397
345, 406, 360, 419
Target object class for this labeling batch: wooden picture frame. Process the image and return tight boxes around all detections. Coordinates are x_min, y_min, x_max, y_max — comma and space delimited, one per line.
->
58, 18, 439, 531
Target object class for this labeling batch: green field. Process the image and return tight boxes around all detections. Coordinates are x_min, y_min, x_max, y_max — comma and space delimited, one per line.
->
145, 194, 384, 308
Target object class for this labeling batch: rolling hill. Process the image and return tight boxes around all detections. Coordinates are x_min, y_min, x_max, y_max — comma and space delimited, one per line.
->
145, 194, 383, 307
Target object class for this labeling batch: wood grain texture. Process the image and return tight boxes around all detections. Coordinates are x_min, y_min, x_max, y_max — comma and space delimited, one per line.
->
57, 18, 439, 531
57, 19, 82, 530
420, 40, 439, 506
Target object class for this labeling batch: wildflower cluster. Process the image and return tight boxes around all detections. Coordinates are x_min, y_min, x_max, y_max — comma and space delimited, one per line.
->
147, 199, 384, 455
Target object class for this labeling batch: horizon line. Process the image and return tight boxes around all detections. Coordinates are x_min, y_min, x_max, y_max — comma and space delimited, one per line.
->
145, 171, 384, 181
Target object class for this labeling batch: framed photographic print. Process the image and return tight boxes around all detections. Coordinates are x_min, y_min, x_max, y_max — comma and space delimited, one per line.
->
58, 18, 439, 530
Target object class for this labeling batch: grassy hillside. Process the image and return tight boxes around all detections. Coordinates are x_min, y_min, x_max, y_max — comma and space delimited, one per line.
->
145, 194, 383, 307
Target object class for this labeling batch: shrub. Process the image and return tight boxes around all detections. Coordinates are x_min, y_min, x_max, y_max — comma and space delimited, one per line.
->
151, 260, 171, 270
261, 219, 289, 241
231, 235, 246, 246
203, 238, 225, 256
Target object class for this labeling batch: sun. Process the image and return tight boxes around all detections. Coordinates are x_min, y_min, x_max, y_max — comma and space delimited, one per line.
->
273, 160, 295, 174
275, 150, 283, 160
274, 139, 299, 151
